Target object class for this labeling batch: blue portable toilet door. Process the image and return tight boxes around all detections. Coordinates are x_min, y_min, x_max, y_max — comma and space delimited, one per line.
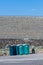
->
9, 45, 14, 56
23, 44, 30, 55
19, 44, 24, 55
13, 46, 16, 55
25, 45, 29, 54
16, 44, 19, 55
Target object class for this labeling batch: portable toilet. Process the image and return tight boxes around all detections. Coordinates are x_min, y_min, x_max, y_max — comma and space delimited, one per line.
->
19, 44, 24, 55
13, 45, 16, 55
23, 44, 30, 55
16, 44, 19, 55
9, 45, 14, 56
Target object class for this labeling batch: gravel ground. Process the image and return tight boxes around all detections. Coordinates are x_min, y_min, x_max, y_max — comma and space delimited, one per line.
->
0, 60, 43, 65
0, 53, 43, 65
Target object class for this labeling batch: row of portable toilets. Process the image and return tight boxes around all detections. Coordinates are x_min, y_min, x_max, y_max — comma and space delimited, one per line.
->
9, 44, 30, 56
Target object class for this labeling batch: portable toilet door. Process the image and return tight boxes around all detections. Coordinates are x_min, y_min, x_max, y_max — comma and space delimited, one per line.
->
13, 45, 16, 55
9, 45, 14, 56
23, 44, 30, 55
19, 44, 24, 55
16, 44, 19, 55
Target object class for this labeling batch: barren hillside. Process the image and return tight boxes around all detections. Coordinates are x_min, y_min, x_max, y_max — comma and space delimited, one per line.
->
0, 16, 43, 39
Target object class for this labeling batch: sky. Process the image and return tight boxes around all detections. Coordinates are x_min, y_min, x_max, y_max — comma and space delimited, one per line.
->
0, 0, 43, 16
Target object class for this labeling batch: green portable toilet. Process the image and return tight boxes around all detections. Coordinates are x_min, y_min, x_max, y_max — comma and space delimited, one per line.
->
16, 44, 19, 55
19, 44, 24, 55
23, 44, 30, 55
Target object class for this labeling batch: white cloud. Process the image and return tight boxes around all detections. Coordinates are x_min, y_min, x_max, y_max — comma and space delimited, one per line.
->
31, 9, 43, 11
31, 9, 37, 11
